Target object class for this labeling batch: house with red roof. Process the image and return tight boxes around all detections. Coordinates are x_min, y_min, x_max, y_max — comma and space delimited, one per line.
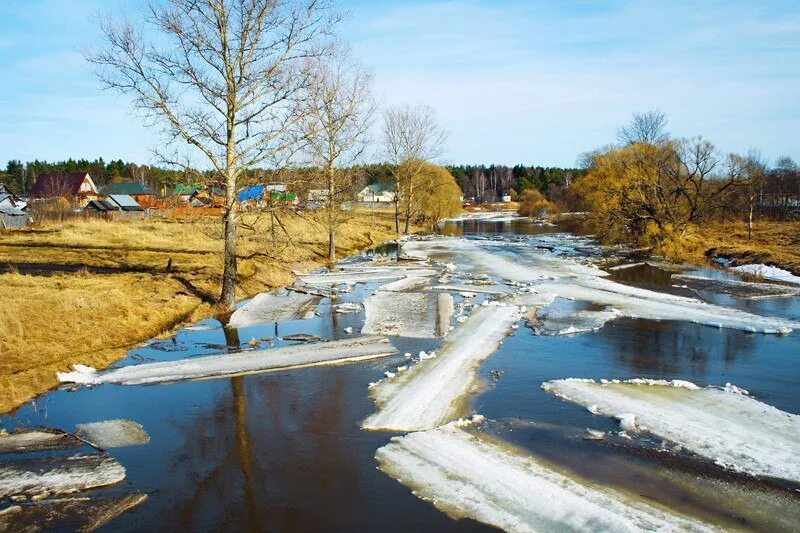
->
30, 172, 99, 205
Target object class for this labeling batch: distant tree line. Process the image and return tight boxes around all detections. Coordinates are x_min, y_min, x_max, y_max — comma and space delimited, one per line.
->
446, 164, 583, 202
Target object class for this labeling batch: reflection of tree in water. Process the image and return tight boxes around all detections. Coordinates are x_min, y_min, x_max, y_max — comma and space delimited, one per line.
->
161, 325, 367, 531
602, 319, 756, 376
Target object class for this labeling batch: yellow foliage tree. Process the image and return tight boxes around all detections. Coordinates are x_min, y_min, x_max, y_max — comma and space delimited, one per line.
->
517, 189, 553, 218
404, 163, 462, 225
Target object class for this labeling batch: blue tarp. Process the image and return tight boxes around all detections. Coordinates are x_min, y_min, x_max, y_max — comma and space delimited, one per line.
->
238, 185, 265, 203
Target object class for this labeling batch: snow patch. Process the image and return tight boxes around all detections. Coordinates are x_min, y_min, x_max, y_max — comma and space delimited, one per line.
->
732, 264, 800, 285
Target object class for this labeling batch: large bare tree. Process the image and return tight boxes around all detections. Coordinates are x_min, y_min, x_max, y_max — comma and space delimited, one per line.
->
89, 0, 337, 315
617, 109, 670, 146
382, 103, 448, 233
302, 45, 375, 264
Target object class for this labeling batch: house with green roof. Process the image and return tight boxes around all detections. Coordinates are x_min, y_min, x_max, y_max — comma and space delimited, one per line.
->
357, 183, 396, 203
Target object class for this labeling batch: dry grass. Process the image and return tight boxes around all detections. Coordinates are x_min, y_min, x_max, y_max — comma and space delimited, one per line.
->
0, 209, 405, 413
695, 220, 800, 276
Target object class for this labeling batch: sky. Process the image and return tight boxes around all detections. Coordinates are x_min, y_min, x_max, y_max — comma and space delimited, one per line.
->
0, 0, 798, 167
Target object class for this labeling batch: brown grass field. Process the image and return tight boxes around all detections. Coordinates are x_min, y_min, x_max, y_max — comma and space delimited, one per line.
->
694, 220, 800, 276
0, 209, 405, 413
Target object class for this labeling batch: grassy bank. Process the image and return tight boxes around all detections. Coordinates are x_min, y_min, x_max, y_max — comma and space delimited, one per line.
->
0, 210, 404, 413
696, 220, 800, 276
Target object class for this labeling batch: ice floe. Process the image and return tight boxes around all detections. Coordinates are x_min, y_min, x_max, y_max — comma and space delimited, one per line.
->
361, 291, 454, 338
0, 455, 126, 498
672, 274, 800, 300
528, 308, 621, 336
534, 276, 800, 334
362, 305, 521, 431
376, 424, 716, 532
731, 264, 800, 285
75, 420, 150, 449
0, 430, 80, 453
58, 336, 398, 386
543, 379, 800, 483
0, 494, 148, 532
228, 292, 320, 328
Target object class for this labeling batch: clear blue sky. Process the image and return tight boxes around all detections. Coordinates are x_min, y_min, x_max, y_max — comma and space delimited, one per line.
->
0, 0, 798, 167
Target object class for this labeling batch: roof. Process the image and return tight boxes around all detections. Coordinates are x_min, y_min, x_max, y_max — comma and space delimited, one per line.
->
31, 173, 93, 198
85, 200, 115, 212
100, 182, 156, 196
173, 183, 204, 196
364, 183, 394, 194
0, 183, 11, 195
107, 194, 144, 211
0, 206, 28, 217
238, 184, 265, 203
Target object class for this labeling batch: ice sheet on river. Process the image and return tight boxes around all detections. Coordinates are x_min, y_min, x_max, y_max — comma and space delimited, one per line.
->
75, 420, 150, 449
0, 455, 126, 498
543, 379, 800, 483
298, 267, 437, 286
362, 292, 454, 338
0, 430, 80, 453
672, 274, 800, 300
376, 423, 715, 532
362, 305, 521, 432
228, 292, 320, 328
529, 308, 620, 335
535, 277, 800, 334
58, 336, 398, 386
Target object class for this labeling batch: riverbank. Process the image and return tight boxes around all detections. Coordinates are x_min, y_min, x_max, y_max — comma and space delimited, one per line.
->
0, 210, 406, 413
698, 220, 800, 276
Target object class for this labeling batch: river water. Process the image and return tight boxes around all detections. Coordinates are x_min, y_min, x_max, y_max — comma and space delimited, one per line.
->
2, 217, 799, 531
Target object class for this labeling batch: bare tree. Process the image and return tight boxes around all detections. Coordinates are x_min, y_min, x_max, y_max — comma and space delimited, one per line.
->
382, 103, 448, 233
741, 150, 767, 239
302, 45, 375, 264
89, 0, 337, 315
617, 109, 670, 146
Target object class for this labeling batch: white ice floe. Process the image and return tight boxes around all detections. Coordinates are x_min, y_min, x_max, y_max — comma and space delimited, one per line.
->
58, 336, 397, 386
543, 379, 800, 483
731, 264, 800, 285
333, 301, 362, 314
75, 419, 150, 448
432, 284, 515, 296
228, 292, 320, 328
0, 430, 80, 453
362, 305, 521, 432
535, 276, 800, 334
0, 455, 126, 498
362, 291, 454, 338
672, 274, 800, 300
376, 424, 716, 532
529, 308, 621, 336
299, 269, 407, 285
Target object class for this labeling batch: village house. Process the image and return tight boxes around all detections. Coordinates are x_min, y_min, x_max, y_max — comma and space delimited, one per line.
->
30, 172, 99, 206
357, 183, 395, 203
100, 182, 158, 208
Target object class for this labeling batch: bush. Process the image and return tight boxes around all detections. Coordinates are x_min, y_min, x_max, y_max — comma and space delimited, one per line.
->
517, 189, 552, 218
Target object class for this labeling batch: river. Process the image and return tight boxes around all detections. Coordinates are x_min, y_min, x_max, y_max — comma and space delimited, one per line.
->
2, 215, 799, 531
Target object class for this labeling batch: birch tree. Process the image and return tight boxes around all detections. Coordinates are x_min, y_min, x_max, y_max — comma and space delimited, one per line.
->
89, 0, 337, 315
382, 103, 448, 233
302, 46, 375, 264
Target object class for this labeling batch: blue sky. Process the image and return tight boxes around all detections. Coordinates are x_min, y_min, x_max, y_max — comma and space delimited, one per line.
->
0, 0, 798, 167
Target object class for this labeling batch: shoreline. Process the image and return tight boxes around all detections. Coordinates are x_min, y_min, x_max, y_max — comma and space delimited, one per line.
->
0, 210, 412, 414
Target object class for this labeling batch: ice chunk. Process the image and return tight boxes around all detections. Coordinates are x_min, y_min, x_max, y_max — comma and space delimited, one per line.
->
732, 264, 800, 285
529, 308, 620, 336
362, 305, 521, 431
0, 494, 147, 532
228, 292, 319, 328
376, 424, 715, 532
543, 379, 800, 483
672, 274, 800, 300
75, 420, 150, 448
0, 430, 81, 453
362, 292, 454, 338
432, 284, 515, 296
535, 276, 799, 334
333, 302, 362, 314
0, 455, 126, 498
59, 336, 398, 386
300, 267, 436, 286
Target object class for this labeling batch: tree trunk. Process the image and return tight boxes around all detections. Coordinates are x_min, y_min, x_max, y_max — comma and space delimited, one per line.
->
403, 179, 413, 234
748, 196, 754, 240
220, 184, 238, 313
